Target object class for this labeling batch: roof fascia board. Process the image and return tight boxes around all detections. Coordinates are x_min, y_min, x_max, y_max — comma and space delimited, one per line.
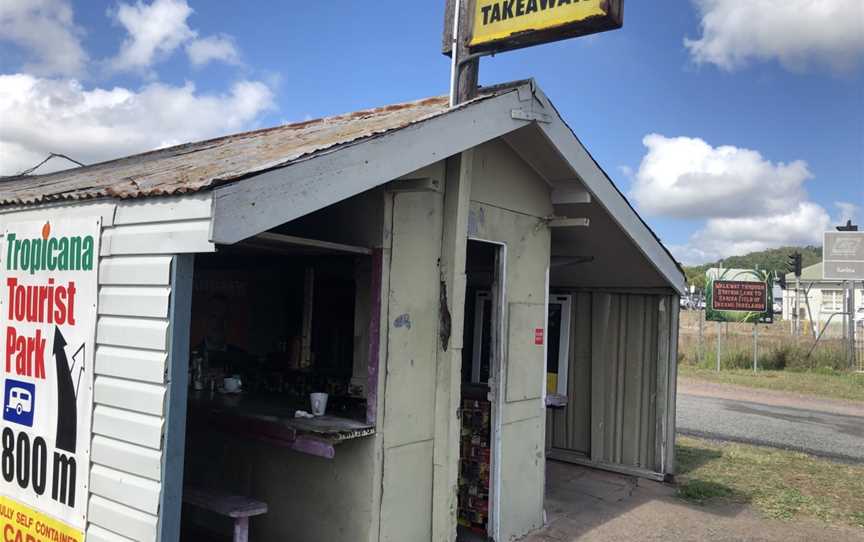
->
210, 87, 533, 245
532, 95, 687, 295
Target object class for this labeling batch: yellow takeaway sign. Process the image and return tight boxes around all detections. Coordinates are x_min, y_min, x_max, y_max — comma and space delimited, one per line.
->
470, 0, 618, 48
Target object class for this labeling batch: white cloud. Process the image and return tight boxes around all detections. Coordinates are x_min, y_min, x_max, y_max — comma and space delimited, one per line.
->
685, 0, 864, 72
834, 201, 859, 224
187, 34, 240, 67
109, 0, 196, 72
631, 133, 857, 264
674, 202, 833, 263
0, 0, 88, 77
0, 74, 273, 176
632, 134, 811, 219
108, 0, 243, 72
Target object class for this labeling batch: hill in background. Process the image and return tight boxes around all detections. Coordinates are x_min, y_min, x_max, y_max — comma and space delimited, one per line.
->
683, 246, 822, 290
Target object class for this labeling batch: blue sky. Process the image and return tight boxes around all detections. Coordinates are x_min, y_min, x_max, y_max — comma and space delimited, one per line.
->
0, 0, 862, 264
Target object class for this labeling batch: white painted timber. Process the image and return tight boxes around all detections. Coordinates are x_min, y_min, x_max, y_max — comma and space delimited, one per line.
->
90, 464, 162, 515
0, 201, 117, 227
211, 85, 531, 244
91, 435, 163, 481
101, 220, 213, 256
95, 345, 168, 384
89, 495, 159, 542
551, 186, 592, 204
86, 524, 136, 542
94, 376, 166, 416
93, 405, 164, 450
114, 194, 211, 225
534, 89, 686, 294
97, 316, 169, 351
99, 256, 173, 286
548, 218, 590, 228
99, 286, 171, 318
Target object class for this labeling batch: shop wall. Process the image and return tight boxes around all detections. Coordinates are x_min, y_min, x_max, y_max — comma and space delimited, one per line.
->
0, 194, 214, 541
378, 186, 445, 541
546, 292, 679, 478
468, 139, 552, 542
184, 430, 377, 541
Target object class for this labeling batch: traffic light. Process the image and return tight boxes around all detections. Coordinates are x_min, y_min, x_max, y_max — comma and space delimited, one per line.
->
786, 252, 802, 278
777, 272, 787, 290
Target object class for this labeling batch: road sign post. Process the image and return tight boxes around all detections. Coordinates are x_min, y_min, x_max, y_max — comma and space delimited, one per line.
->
824, 230, 863, 368
444, 0, 623, 106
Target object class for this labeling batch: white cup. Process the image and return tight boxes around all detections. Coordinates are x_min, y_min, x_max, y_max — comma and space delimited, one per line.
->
310, 392, 328, 416
223, 376, 242, 393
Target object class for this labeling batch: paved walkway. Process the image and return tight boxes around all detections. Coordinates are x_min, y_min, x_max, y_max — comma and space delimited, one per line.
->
520, 462, 862, 541
677, 380, 864, 463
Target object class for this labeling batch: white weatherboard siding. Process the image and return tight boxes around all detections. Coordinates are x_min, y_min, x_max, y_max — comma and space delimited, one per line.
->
0, 194, 214, 541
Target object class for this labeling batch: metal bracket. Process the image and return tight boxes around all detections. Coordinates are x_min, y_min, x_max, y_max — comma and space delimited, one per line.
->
511, 109, 552, 123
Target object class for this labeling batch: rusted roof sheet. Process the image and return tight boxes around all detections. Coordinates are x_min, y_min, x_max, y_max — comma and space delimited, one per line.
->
0, 92, 496, 206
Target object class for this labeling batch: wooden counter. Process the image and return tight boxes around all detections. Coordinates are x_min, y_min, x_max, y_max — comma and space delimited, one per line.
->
187, 391, 375, 459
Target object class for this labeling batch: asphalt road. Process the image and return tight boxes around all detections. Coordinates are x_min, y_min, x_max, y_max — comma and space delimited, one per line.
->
677, 393, 864, 463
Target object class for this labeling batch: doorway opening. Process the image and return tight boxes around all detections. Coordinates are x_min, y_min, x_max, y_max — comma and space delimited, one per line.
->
458, 239, 505, 541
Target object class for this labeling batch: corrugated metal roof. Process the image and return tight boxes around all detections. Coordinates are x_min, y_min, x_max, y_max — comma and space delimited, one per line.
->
0, 91, 499, 206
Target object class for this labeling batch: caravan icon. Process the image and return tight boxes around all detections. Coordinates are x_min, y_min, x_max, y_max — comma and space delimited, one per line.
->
3, 379, 35, 427
8, 387, 32, 415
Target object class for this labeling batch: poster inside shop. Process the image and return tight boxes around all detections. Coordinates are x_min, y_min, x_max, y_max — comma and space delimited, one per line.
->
0, 217, 100, 542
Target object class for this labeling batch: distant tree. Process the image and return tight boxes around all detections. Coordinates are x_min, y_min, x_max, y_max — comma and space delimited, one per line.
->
681, 246, 822, 289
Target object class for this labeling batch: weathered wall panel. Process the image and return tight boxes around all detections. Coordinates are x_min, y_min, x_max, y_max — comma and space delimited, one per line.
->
380, 441, 434, 542
466, 199, 550, 541
382, 190, 444, 447
91, 436, 163, 482
88, 495, 158, 541
379, 188, 444, 539
89, 465, 162, 515
547, 292, 591, 454
547, 291, 678, 477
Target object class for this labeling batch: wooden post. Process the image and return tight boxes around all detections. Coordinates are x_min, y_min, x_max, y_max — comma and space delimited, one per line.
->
449, 0, 480, 106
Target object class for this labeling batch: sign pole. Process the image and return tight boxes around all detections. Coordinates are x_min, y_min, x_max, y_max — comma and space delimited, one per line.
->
753, 322, 758, 373
449, 0, 479, 107
698, 306, 704, 363
849, 281, 856, 369
716, 321, 721, 372
797, 280, 802, 337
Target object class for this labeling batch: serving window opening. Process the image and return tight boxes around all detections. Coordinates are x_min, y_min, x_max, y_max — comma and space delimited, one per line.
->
179, 232, 379, 540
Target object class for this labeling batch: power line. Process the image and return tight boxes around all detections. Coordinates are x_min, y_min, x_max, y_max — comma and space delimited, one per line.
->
13, 153, 86, 177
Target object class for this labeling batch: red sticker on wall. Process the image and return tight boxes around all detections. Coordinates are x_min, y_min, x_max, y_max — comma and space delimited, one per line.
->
534, 328, 544, 345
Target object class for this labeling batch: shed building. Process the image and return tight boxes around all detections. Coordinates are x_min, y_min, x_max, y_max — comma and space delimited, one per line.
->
0, 80, 684, 542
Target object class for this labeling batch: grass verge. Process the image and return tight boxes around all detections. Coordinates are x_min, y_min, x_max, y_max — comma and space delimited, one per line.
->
678, 365, 864, 402
676, 436, 864, 529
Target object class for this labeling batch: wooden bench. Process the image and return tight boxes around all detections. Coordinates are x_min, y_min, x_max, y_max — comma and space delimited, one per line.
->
183, 487, 268, 542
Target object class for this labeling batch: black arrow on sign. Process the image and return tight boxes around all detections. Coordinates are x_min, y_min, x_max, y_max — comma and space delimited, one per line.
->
53, 327, 77, 454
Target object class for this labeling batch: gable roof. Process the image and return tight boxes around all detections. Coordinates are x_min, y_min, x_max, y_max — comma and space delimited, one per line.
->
0, 80, 686, 294
0, 93, 490, 204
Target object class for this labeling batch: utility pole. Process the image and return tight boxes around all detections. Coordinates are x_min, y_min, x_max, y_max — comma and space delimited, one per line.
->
449, 0, 480, 107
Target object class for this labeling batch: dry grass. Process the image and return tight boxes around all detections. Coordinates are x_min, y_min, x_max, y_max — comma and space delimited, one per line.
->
677, 310, 864, 401
678, 365, 864, 402
676, 436, 864, 529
